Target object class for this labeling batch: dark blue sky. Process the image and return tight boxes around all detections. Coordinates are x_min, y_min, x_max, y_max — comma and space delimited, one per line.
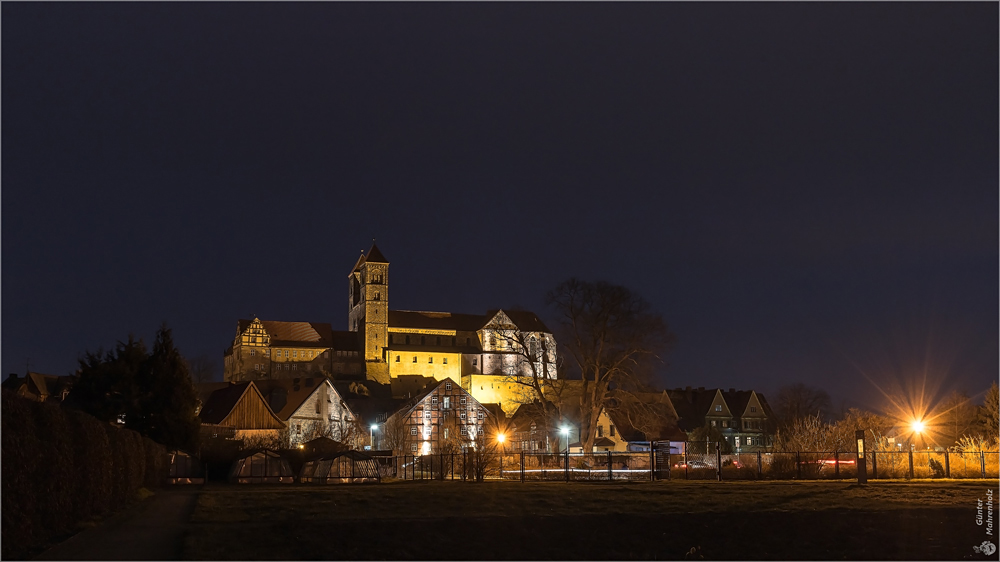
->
3, 3, 996, 413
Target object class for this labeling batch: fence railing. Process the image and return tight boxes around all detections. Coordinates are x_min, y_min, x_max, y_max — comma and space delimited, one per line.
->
371, 446, 1000, 482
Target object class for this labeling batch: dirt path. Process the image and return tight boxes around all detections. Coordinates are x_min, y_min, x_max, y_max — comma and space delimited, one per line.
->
34, 489, 199, 561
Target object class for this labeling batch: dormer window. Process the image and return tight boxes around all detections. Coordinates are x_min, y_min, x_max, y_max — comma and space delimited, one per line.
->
715, 405, 722, 412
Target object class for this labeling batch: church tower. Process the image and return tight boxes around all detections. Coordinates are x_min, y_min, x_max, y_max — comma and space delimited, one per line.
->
348, 243, 390, 383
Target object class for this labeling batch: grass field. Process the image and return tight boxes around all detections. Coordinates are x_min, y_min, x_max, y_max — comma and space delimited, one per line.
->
183, 479, 998, 560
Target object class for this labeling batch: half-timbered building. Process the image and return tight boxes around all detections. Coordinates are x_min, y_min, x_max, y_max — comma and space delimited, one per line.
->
383, 377, 494, 455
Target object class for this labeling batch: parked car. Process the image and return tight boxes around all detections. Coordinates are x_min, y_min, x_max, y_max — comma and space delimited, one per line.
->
673, 460, 712, 469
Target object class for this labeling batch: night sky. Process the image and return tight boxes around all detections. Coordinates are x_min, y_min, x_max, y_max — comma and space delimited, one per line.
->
3, 3, 996, 414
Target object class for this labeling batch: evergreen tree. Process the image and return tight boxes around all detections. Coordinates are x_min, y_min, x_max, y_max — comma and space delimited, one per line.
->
134, 325, 201, 451
69, 325, 200, 451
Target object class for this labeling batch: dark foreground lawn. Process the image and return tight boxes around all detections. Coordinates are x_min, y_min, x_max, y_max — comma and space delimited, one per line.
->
183, 479, 997, 560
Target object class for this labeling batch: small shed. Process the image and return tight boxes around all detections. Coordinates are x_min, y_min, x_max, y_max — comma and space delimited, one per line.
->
300, 450, 381, 484
229, 449, 295, 484
168, 451, 205, 484
301, 436, 346, 459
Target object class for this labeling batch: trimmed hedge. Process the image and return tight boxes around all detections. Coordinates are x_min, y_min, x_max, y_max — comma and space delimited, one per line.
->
1, 390, 169, 560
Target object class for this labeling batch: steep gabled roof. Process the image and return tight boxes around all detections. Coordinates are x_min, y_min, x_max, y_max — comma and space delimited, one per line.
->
390, 375, 438, 400
236, 319, 335, 348
667, 388, 728, 431
721, 390, 754, 418
365, 243, 388, 264
389, 377, 486, 421
349, 252, 366, 275
486, 309, 551, 333
198, 381, 285, 429
255, 377, 347, 422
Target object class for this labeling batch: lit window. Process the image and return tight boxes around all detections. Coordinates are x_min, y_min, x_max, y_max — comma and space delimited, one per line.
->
425, 412, 430, 419
443, 397, 450, 409
443, 358, 448, 365
445, 382, 452, 391
410, 427, 417, 435
444, 428, 449, 439
395, 355, 400, 363
711, 420, 717, 427
285, 350, 289, 357
715, 405, 722, 412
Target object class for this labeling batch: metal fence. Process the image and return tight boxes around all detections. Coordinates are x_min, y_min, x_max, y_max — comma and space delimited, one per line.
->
372, 445, 999, 482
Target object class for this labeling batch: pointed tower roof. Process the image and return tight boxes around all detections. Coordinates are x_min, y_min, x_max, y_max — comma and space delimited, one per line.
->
349, 252, 366, 276
365, 242, 388, 264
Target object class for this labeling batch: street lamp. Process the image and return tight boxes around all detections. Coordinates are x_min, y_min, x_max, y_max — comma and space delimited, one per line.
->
370, 424, 378, 451
560, 427, 570, 453
498, 433, 506, 479
909, 419, 924, 451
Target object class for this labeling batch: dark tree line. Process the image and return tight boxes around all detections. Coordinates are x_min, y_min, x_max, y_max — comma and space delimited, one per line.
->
69, 325, 200, 451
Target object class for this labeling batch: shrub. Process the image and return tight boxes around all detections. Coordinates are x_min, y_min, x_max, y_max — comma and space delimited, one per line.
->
1, 390, 168, 560
928, 458, 945, 478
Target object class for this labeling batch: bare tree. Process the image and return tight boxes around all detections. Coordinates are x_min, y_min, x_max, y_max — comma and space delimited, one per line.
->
186, 354, 218, 384
774, 383, 832, 428
979, 381, 999, 446
775, 414, 832, 452
937, 391, 978, 448
546, 278, 674, 453
486, 313, 563, 452
378, 413, 413, 455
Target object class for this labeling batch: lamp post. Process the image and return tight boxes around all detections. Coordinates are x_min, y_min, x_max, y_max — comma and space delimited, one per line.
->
498, 433, 506, 479
560, 427, 570, 482
370, 424, 378, 452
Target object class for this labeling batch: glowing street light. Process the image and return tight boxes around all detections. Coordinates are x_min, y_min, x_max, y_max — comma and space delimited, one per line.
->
560, 426, 570, 453
911, 420, 925, 434
370, 424, 378, 451
498, 433, 506, 479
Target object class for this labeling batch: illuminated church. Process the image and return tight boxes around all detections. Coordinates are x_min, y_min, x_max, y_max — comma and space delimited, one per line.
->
224, 243, 557, 414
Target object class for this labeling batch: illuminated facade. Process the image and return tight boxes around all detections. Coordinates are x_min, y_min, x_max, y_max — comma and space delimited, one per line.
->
225, 243, 558, 414
382, 377, 493, 455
